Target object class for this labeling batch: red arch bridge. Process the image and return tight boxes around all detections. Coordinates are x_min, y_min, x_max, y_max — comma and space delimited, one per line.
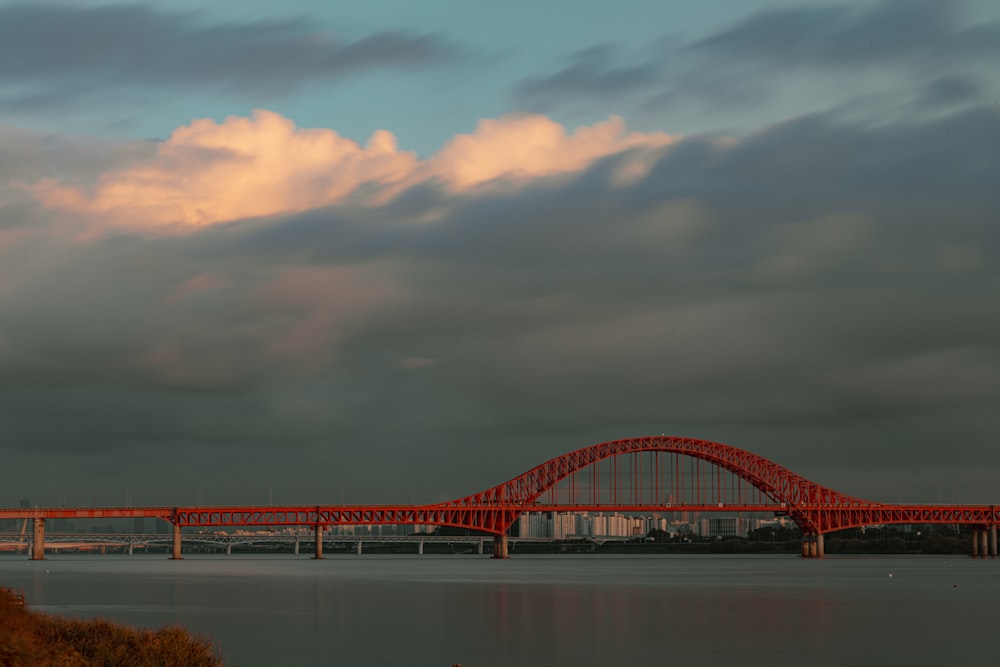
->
2, 436, 997, 560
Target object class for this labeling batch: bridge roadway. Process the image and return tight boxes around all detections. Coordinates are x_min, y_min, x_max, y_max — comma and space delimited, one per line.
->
2, 436, 998, 560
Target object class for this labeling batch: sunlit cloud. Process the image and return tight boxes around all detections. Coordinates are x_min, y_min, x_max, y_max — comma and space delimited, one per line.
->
425, 114, 672, 189
29, 110, 419, 229
29, 110, 673, 232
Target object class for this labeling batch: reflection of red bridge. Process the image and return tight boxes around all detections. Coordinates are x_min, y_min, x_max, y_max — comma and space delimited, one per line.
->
3, 436, 997, 560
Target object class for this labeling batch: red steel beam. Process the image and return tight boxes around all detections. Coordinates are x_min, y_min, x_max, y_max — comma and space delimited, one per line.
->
1, 437, 997, 536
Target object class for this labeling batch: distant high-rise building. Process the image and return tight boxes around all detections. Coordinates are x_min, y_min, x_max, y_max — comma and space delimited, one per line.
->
19, 497, 30, 509
517, 512, 551, 538
707, 516, 745, 538
552, 512, 576, 539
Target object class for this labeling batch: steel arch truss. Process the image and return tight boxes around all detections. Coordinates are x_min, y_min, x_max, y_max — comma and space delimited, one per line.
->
3, 436, 998, 536
443, 436, 878, 533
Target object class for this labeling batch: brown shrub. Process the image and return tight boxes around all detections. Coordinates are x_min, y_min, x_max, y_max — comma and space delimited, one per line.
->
1, 588, 224, 667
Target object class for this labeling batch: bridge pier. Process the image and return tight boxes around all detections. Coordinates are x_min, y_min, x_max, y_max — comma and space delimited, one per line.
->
171, 523, 182, 560
294, 536, 300, 556
226, 541, 232, 556
478, 538, 484, 555
800, 534, 824, 559
418, 539, 424, 556
356, 538, 363, 555
313, 525, 324, 559
128, 540, 134, 556
492, 534, 508, 559
30, 518, 45, 561
970, 526, 1000, 558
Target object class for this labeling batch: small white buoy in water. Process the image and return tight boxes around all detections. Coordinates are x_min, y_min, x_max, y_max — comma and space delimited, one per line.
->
888, 573, 893, 578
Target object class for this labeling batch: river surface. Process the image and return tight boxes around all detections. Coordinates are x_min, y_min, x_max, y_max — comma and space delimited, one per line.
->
1, 553, 997, 666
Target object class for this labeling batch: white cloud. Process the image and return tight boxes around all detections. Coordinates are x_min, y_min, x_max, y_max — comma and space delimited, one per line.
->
29, 110, 674, 233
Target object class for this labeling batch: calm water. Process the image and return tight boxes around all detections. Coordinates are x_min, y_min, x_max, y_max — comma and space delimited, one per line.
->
2, 553, 998, 666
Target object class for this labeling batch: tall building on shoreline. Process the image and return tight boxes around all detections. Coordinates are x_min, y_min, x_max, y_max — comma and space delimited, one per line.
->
515, 511, 713, 539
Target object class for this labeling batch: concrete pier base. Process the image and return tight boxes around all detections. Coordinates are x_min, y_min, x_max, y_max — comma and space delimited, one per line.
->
356, 539, 362, 555
973, 529, 979, 558
226, 542, 232, 556
478, 538, 484, 555
800, 534, 824, 558
991, 524, 997, 558
171, 523, 182, 560
294, 537, 300, 556
492, 534, 508, 559
981, 529, 989, 559
30, 518, 45, 561
128, 541, 134, 556
418, 540, 424, 555
313, 525, 324, 559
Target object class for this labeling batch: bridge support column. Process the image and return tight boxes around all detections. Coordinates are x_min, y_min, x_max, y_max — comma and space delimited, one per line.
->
418, 540, 424, 556
226, 541, 232, 556
478, 538, 484, 555
294, 537, 300, 556
800, 534, 823, 558
492, 534, 508, 559
30, 518, 45, 561
128, 541, 134, 556
313, 525, 324, 559
356, 539, 362, 556
171, 523, 182, 560
991, 524, 997, 558
981, 529, 989, 558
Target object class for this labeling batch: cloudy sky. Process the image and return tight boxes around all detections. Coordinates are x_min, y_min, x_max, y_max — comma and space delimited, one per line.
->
1, 0, 998, 509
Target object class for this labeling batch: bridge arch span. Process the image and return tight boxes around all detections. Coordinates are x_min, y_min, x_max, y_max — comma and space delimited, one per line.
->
446, 436, 876, 534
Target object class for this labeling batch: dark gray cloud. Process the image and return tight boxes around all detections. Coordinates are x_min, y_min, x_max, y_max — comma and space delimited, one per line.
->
689, 0, 1000, 68
0, 3, 456, 106
917, 75, 985, 107
2, 105, 997, 505
514, 45, 662, 106
515, 0, 1000, 126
